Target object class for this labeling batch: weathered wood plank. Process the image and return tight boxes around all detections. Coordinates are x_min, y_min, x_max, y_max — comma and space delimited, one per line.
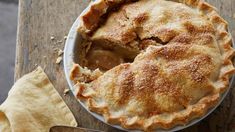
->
15, 0, 235, 131
15, 0, 120, 131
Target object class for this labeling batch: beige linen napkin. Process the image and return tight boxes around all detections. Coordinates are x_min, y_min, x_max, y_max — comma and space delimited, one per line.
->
0, 67, 77, 132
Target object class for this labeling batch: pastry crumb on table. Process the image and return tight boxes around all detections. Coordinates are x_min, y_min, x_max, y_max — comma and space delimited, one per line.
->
64, 36, 67, 40
63, 88, 70, 95
50, 36, 55, 41
56, 57, 62, 64
57, 49, 64, 56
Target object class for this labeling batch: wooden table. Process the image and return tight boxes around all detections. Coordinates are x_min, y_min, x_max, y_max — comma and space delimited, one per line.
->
15, 0, 235, 131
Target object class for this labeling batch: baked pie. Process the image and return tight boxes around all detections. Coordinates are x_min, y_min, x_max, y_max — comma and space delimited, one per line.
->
70, 0, 235, 130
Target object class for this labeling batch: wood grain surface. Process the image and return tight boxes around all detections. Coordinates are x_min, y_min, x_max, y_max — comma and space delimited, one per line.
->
15, 0, 235, 131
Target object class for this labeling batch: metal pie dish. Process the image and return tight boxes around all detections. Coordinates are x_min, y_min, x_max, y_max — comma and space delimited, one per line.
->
63, 5, 235, 132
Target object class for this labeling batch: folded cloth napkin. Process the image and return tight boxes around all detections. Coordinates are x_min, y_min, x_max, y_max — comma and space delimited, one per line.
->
0, 67, 77, 132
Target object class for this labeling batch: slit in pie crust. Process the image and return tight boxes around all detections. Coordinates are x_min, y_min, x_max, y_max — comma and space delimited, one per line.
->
70, 0, 235, 131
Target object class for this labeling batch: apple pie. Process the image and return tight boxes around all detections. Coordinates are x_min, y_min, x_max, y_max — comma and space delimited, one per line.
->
70, 0, 235, 130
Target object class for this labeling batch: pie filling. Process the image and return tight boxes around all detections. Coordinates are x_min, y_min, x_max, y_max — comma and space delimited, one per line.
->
78, 37, 165, 71
77, 41, 131, 71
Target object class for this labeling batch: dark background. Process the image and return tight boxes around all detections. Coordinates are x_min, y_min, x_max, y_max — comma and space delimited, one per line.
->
0, 0, 18, 103
1, 0, 17, 3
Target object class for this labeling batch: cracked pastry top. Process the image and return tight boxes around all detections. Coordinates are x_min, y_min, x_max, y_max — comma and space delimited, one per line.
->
70, 0, 235, 131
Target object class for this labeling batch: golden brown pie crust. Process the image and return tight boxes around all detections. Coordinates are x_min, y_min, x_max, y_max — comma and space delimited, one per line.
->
71, 0, 235, 131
